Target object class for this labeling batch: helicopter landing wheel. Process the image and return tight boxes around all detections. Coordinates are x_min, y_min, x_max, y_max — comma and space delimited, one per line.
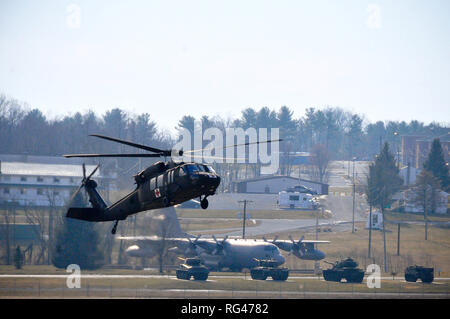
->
111, 220, 119, 235
200, 197, 209, 209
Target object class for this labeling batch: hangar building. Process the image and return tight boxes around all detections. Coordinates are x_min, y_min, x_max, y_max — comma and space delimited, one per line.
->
232, 175, 328, 195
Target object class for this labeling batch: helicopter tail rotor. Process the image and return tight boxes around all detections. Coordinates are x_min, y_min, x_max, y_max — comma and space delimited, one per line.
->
68, 163, 100, 205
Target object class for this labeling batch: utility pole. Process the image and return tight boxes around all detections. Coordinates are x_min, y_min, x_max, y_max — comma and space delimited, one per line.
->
368, 205, 372, 258
424, 186, 428, 241
397, 223, 401, 256
316, 208, 321, 241
238, 200, 253, 239
352, 157, 356, 234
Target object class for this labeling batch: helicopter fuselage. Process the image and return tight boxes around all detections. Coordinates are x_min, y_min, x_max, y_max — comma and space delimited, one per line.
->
102, 161, 221, 221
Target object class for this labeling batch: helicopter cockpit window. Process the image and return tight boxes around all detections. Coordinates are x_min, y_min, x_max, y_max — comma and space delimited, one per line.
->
178, 166, 186, 176
185, 164, 200, 174
205, 165, 216, 174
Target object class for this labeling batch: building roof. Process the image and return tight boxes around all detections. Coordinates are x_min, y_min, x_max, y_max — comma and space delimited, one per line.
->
0, 154, 86, 165
0, 162, 100, 178
234, 175, 328, 186
416, 132, 450, 143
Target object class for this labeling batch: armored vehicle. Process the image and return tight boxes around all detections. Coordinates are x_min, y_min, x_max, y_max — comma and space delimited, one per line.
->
176, 257, 209, 281
405, 265, 434, 283
250, 258, 289, 281
322, 257, 365, 283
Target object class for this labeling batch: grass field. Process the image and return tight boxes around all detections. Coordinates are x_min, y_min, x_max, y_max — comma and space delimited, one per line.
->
268, 221, 450, 276
1, 205, 449, 298
1, 220, 449, 298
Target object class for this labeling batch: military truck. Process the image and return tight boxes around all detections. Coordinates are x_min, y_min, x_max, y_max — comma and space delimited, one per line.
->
405, 265, 434, 283
322, 257, 365, 283
176, 257, 209, 281
250, 258, 289, 281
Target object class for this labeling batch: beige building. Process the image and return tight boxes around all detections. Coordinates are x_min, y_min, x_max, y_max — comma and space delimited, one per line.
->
401, 132, 450, 169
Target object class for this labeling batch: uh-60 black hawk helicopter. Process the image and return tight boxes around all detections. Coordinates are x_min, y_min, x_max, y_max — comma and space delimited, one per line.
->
64, 134, 281, 234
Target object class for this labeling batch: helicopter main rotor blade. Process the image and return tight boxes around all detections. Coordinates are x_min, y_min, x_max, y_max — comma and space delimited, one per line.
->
63, 153, 163, 158
86, 164, 100, 180
184, 138, 283, 154
68, 184, 84, 205
90, 134, 170, 155
190, 154, 247, 161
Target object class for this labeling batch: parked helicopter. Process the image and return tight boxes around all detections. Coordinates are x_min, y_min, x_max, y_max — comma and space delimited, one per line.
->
63, 134, 281, 234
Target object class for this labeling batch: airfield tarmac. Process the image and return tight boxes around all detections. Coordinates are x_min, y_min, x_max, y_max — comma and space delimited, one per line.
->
1, 272, 449, 298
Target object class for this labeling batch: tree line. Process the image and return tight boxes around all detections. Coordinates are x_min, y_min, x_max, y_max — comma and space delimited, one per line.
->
2, 95, 448, 163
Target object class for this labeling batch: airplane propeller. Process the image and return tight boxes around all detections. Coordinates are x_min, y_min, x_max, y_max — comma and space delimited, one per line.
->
263, 235, 279, 244
288, 235, 305, 258
211, 235, 228, 255
186, 235, 202, 255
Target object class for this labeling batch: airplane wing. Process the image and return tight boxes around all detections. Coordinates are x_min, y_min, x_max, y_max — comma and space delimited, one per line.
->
117, 236, 219, 253
289, 240, 330, 244
117, 236, 189, 248
261, 237, 330, 252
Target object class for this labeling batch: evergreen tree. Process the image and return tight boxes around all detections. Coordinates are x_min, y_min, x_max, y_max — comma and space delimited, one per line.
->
14, 245, 24, 269
52, 193, 105, 270
367, 142, 404, 211
366, 142, 403, 272
423, 138, 450, 192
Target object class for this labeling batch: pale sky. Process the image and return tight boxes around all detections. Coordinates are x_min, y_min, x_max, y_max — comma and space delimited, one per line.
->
1, 0, 449, 135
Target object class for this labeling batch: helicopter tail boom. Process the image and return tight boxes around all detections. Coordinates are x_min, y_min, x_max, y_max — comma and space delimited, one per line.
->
67, 207, 115, 222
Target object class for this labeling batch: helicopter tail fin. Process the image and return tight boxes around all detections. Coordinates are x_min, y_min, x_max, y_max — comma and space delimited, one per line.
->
67, 207, 114, 222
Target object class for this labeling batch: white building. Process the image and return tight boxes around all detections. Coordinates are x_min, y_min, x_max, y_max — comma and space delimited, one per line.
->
0, 161, 108, 207
366, 210, 383, 230
402, 187, 449, 214
399, 165, 421, 186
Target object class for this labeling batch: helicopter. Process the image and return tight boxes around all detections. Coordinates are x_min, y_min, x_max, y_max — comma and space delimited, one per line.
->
63, 134, 281, 234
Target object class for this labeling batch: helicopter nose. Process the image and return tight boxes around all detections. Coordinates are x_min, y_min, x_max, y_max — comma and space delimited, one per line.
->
199, 173, 221, 188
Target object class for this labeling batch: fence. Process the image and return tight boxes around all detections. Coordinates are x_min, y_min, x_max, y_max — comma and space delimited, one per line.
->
1, 275, 449, 299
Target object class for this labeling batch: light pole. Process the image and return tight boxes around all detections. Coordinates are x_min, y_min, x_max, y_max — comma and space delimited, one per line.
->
238, 200, 253, 239
393, 131, 401, 169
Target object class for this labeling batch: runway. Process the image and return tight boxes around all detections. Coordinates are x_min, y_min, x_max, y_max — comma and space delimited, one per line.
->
1, 273, 449, 281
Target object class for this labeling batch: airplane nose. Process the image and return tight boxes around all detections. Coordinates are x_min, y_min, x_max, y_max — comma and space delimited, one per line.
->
315, 250, 325, 260
276, 254, 285, 265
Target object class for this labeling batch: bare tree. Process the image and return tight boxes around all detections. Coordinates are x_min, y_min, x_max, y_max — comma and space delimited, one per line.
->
23, 206, 48, 264
151, 212, 178, 273
310, 144, 329, 183
414, 170, 441, 240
